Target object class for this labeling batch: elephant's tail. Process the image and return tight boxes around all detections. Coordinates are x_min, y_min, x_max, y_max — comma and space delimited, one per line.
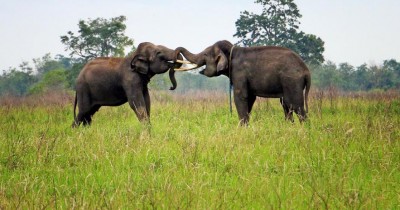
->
73, 91, 78, 122
304, 72, 311, 113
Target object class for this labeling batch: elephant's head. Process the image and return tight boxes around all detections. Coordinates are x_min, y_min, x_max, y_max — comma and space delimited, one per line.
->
130, 42, 183, 90
173, 40, 233, 77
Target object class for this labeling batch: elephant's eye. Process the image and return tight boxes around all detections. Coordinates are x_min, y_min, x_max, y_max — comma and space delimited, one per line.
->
156, 52, 165, 59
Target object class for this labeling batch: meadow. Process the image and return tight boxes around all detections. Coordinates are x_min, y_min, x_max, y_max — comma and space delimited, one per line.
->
0, 90, 399, 209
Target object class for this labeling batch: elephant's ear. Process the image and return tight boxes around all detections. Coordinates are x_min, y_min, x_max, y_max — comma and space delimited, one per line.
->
131, 55, 149, 74
216, 52, 228, 72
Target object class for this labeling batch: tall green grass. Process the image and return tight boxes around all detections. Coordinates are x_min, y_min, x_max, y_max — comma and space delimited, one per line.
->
0, 90, 399, 209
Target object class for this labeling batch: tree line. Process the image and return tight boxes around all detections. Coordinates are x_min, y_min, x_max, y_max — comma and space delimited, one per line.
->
2, 54, 398, 96
1, 0, 399, 96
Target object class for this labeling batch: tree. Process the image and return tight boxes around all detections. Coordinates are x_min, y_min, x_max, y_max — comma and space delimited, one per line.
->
287, 32, 325, 65
60, 15, 134, 61
55, 54, 74, 70
66, 62, 85, 89
29, 69, 68, 94
234, 0, 325, 64
337, 63, 355, 91
313, 61, 340, 90
0, 67, 36, 96
33, 53, 64, 76
354, 64, 371, 90
382, 59, 400, 89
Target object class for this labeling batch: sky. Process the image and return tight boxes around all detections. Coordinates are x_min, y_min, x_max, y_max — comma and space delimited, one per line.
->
1, 0, 399, 71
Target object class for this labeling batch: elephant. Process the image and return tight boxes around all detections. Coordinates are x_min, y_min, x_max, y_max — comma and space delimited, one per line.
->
174, 40, 311, 125
72, 42, 185, 127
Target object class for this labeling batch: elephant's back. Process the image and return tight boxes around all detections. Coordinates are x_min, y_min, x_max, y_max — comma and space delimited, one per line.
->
78, 57, 124, 76
77, 58, 125, 86
85, 57, 124, 71
237, 46, 308, 74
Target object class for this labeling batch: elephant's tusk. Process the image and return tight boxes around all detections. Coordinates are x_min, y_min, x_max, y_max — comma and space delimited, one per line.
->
174, 64, 199, 71
175, 59, 194, 64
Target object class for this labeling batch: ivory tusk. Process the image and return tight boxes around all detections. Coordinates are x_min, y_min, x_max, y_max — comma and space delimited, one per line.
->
174, 64, 199, 71
175, 59, 194, 64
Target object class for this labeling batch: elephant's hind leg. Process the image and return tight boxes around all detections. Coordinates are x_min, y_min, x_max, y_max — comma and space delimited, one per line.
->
75, 96, 94, 127
282, 82, 306, 123
287, 97, 306, 123
295, 106, 307, 122
280, 98, 294, 122
72, 106, 87, 128
71, 120, 80, 128
81, 105, 101, 126
76, 112, 90, 126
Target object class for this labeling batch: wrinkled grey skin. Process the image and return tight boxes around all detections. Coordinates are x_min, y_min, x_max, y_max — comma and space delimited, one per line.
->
174, 40, 311, 125
72, 42, 181, 127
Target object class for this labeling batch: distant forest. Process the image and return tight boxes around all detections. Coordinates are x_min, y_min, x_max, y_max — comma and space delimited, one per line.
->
1, 54, 399, 96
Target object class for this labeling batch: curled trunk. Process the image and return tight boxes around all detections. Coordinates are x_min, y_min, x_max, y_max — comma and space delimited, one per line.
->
168, 53, 184, 90
168, 47, 206, 89
169, 47, 207, 90
169, 69, 177, 90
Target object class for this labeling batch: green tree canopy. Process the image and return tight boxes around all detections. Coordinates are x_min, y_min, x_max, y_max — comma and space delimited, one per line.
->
29, 69, 68, 94
234, 0, 325, 64
309, 59, 400, 91
0, 67, 36, 96
33, 53, 64, 76
60, 15, 134, 61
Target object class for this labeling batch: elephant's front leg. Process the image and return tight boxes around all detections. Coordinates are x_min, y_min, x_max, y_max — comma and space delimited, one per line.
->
128, 91, 150, 123
143, 87, 151, 118
234, 88, 250, 126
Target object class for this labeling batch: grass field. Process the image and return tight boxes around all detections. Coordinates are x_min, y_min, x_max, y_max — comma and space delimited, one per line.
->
0, 90, 399, 209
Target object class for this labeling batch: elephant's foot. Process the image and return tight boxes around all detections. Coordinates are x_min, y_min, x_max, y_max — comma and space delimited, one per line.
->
71, 121, 80, 128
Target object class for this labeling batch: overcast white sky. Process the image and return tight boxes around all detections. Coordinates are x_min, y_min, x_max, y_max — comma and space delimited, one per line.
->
1, 0, 399, 71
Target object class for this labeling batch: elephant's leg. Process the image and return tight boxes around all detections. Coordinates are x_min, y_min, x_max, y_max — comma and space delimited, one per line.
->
72, 114, 81, 128
77, 111, 91, 126
74, 90, 92, 127
143, 87, 151, 118
292, 90, 307, 122
280, 98, 294, 122
81, 110, 94, 126
285, 91, 306, 123
73, 113, 83, 127
294, 105, 307, 122
82, 105, 101, 126
280, 97, 287, 117
283, 80, 307, 122
82, 115, 92, 126
280, 98, 287, 118
89, 105, 101, 117
234, 89, 250, 126
247, 94, 256, 114
128, 91, 149, 123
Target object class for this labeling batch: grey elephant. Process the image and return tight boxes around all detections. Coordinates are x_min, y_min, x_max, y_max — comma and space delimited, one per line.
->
72, 42, 186, 127
174, 40, 311, 125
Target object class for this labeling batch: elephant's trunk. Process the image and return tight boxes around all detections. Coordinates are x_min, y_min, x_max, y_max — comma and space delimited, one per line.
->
168, 53, 183, 90
174, 47, 205, 66
169, 69, 177, 90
